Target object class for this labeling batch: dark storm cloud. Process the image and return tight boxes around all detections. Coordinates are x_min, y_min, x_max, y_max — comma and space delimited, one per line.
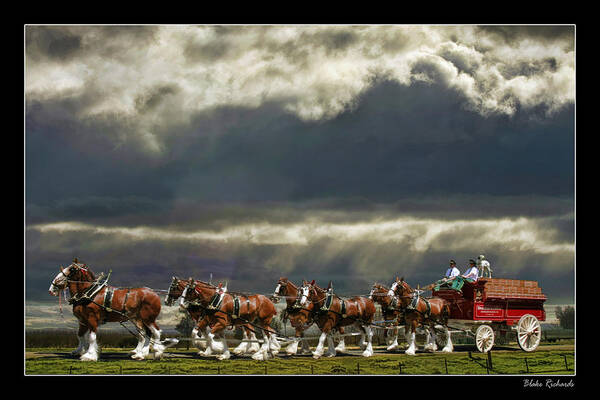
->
26, 78, 573, 225
26, 25, 160, 63
476, 25, 574, 48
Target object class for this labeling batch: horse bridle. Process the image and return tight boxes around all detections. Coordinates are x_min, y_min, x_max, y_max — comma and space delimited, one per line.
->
51, 263, 89, 289
165, 277, 182, 305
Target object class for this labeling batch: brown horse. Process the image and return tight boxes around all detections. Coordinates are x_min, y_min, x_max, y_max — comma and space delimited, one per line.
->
165, 277, 260, 356
389, 277, 453, 355
48, 260, 169, 361
368, 283, 405, 351
297, 280, 376, 359
272, 277, 346, 355
181, 278, 280, 360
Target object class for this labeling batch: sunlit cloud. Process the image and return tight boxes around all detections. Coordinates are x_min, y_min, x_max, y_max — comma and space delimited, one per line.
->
30, 215, 573, 255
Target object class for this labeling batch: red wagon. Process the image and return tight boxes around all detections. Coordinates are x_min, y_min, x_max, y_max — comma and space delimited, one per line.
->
432, 278, 546, 352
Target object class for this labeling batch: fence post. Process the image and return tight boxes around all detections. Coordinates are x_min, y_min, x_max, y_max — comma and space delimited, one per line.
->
524, 358, 529, 373
119, 365, 123, 375
69, 366, 73, 375
265, 365, 268, 375
487, 351, 493, 370
356, 362, 360, 375
563, 355, 569, 371
444, 358, 448, 374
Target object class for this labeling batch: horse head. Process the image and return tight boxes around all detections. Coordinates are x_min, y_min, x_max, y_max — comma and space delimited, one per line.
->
296, 280, 316, 308
273, 277, 290, 303
49, 261, 95, 296
165, 276, 187, 306
369, 283, 391, 304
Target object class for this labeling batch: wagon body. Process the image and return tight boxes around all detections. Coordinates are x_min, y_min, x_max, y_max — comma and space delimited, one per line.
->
431, 278, 546, 352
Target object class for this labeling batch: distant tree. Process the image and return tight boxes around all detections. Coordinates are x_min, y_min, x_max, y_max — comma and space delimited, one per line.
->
555, 306, 575, 329
175, 309, 195, 337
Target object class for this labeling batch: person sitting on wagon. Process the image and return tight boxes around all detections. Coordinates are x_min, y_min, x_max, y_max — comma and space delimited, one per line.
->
462, 259, 479, 281
444, 259, 479, 292
431, 260, 460, 291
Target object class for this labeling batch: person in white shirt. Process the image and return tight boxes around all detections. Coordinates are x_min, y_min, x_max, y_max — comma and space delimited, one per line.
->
477, 254, 492, 278
430, 260, 461, 291
462, 260, 479, 281
445, 260, 460, 279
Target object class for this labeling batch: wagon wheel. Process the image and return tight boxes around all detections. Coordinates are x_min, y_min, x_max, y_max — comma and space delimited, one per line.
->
516, 314, 541, 352
475, 324, 495, 353
434, 327, 449, 349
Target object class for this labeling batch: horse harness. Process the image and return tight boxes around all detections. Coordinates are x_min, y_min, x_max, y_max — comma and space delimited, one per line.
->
406, 293, 432, 319
68, 272, 108, 306
320, 290, 348, 318
206, 292, 250, 321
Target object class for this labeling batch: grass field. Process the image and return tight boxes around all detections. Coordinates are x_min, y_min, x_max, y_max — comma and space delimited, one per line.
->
25, 342, 574, 375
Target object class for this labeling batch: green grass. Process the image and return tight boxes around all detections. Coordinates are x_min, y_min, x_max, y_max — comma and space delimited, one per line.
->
25, 343, 574, 375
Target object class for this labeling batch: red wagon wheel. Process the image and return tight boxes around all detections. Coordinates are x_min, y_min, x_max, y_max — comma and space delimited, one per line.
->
516, 314, 541, 352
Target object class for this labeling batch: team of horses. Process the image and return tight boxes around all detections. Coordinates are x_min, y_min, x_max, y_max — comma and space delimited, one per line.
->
49, 261, 454, 361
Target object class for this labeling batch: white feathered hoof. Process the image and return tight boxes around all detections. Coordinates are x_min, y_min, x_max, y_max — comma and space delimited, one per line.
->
312, 350, 323, 359
217, 351, 231, 360
131, 353, 145, 360
361, 349, 373, 357
286, 341, 299, 355
80, 353, 98, 362
387, 342, 399, 351
424, 343, 437, 352
405, 348, 416, 356
251, 350, 267, 361
233, 343, 248, 355
442, 345, 454, 353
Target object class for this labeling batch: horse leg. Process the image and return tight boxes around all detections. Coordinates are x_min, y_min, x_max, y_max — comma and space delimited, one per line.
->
80, 318, 99, 361
442, 325, 454, 353
268, 327, 281, 355
210, 324, 230, 360
300, 331, 312, 354
146, 322, 166, 359
252, 324, 276, 361
130, 320, 147, 359
233, 327, 250, 355
334, 328, 346, 354
387, 327, 400, 351
405, 322, 417, 356
247, 329, 261, 353
135, 326, 152, 360
286, 329, 301, 355
313, 323, 333, 359
191, 326, 206, 351
424, 325, 437, 352
361, 325, 374, 357
72, 324, 89, 356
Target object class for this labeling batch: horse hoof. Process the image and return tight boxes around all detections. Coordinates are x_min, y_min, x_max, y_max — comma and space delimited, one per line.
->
80, 354, 98, 362
362, 351, 373, 357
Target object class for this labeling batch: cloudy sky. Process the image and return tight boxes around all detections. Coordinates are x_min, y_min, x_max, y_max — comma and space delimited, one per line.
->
25, 25, 575, 328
